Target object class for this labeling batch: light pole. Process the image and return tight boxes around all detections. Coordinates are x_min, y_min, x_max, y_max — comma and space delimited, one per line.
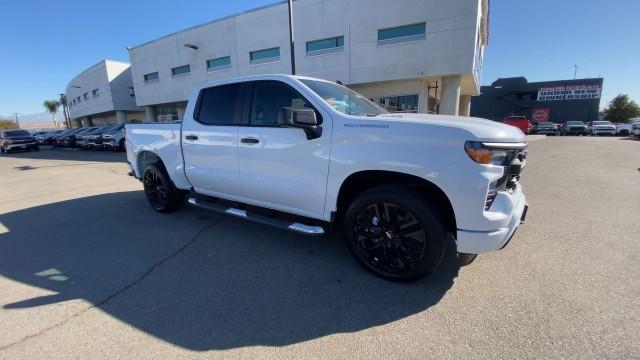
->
10, 113, 20, 128
573, 65, 577, 80
287, 0, 296, 75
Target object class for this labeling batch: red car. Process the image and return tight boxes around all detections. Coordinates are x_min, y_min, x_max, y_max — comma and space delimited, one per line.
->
503, 116, 532, 134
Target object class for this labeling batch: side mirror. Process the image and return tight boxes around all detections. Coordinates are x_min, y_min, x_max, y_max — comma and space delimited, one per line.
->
280, 107, 322, 140
281, 107, 318, 126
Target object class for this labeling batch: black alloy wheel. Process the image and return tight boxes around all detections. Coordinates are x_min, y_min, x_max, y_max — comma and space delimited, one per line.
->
344, 186, 446, 281
142, 163, 184, 213
353, 202, 427, 273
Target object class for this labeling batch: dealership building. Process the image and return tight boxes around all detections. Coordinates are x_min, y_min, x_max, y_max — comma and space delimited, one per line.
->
471, 77, 604, 124
65, 59, 145, 127
127, 0, 490, 121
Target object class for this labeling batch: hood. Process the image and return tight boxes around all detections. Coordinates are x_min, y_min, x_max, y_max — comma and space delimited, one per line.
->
375, 113, 526, 142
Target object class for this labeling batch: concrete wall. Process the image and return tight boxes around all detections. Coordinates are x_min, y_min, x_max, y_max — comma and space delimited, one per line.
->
66, 60, 115, 120
129, 0, 486, 109
66, 59, 143, 121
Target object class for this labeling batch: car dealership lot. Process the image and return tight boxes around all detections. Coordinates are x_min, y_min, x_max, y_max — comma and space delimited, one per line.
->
0, 138, 638, 359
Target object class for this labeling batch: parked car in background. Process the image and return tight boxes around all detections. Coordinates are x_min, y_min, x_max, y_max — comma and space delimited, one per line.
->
88, 124, 123, 149
52, 128, 82, 146
59, 127, 94, 147
591, 121, 616, 136
76, 126, 113, 148
615, 123, 632, 136
561, 121, 589, 136
503, 116, 531, 134
531, 122, 559, 135
36, 130, 63, 144
632, 121, 640, 138
0, 129, 40, 153
126, 74, 529, 281
101, 124, 126, 151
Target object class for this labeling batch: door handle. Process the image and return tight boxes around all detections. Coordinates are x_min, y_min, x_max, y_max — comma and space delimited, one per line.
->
185, 134, 198, 141
240, 137, 260, 144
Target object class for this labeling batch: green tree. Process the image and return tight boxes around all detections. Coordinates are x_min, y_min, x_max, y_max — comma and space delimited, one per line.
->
603, 94, 640, 123
43, 100, 61, 129
0, 119, 18, 130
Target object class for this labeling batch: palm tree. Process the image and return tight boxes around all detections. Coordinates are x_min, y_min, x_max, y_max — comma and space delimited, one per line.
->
43, 100, 61, 129
58, 94, 70, 129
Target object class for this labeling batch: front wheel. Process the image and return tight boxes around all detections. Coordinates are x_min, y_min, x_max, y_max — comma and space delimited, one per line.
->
142, 163, 184, 213
343, 186, 447, 282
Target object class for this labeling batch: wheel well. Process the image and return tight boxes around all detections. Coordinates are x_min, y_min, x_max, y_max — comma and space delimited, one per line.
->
335, 170, 457, 235
136, 151, 162, 176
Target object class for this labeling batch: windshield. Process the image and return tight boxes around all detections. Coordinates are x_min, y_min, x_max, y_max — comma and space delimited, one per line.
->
538, 122, 554, 126
300, 79, 388, 116
566, 121, 584, 125
593, 121, 612, 125
4, 130, 31, 137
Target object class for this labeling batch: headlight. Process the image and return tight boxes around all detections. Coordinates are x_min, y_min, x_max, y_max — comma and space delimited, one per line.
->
464, 141, 522, 166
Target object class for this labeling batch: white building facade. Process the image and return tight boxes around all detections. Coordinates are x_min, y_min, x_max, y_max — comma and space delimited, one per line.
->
128, 0, 489, 121
65, 59, 145, 127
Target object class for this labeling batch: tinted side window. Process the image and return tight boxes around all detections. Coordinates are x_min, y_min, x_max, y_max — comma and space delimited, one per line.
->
196, 83, 242, 125
250, 81, 316, 126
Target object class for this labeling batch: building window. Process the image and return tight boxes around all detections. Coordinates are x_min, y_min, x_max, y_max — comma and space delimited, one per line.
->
83, 93, 89, 100
206, 56, 231, 72
250, 47, 280, 64
306, 36, 344, 56
129, 86, 135, 97
378, 23, 426, 45
92, 89, 99, 98
77, 96, 81, 103
371, 94, 419, 113
171, 65, 191, 78
72, 99, 76, 105
144, 72, 159, 83
156, 106, 179, 122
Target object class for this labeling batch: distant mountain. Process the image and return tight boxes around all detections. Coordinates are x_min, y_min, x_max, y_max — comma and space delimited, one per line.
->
0, 112, 67, 130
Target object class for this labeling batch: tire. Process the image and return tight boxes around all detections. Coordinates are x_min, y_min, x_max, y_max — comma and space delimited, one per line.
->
0, 146, 5, 154
118, 139, 125, 152
34, 145, 40, 151
343, 186, 447, 282
142, 163, 184, 213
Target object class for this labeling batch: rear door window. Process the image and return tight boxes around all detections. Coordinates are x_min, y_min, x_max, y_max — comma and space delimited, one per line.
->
196, 83, 243, 125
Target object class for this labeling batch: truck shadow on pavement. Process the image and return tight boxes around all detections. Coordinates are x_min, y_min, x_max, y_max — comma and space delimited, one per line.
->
0, 191, 458, 350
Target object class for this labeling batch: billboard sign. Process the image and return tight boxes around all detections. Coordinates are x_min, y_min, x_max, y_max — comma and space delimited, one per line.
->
537, 84, 601, 101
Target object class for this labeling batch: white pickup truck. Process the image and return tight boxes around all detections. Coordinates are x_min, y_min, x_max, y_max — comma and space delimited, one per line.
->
126, 74, 528, 281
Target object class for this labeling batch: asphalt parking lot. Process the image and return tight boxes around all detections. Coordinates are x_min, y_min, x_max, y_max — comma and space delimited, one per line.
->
0, 137, 638, 359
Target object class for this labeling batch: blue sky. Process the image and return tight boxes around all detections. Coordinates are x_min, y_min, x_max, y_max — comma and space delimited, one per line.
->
1, 0, 638, 117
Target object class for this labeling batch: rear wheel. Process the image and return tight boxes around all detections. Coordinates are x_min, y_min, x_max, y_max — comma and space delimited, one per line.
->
142, 163, 184, 213
343, 186, 447, 282
118, 139, 125, 152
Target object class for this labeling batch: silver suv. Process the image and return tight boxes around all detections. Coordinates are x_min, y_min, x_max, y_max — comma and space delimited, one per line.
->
100, 124, 125, 151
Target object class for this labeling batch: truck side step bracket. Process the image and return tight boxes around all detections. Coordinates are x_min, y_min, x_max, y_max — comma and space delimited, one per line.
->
187, 197, 325, 235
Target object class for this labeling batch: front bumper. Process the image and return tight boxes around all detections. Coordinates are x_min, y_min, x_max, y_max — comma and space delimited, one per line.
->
102, 140, 119, 149
535, 129, 558, 135
593, 128, 616, 134
6, 142, 38, 150
456, 184, 528, 254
